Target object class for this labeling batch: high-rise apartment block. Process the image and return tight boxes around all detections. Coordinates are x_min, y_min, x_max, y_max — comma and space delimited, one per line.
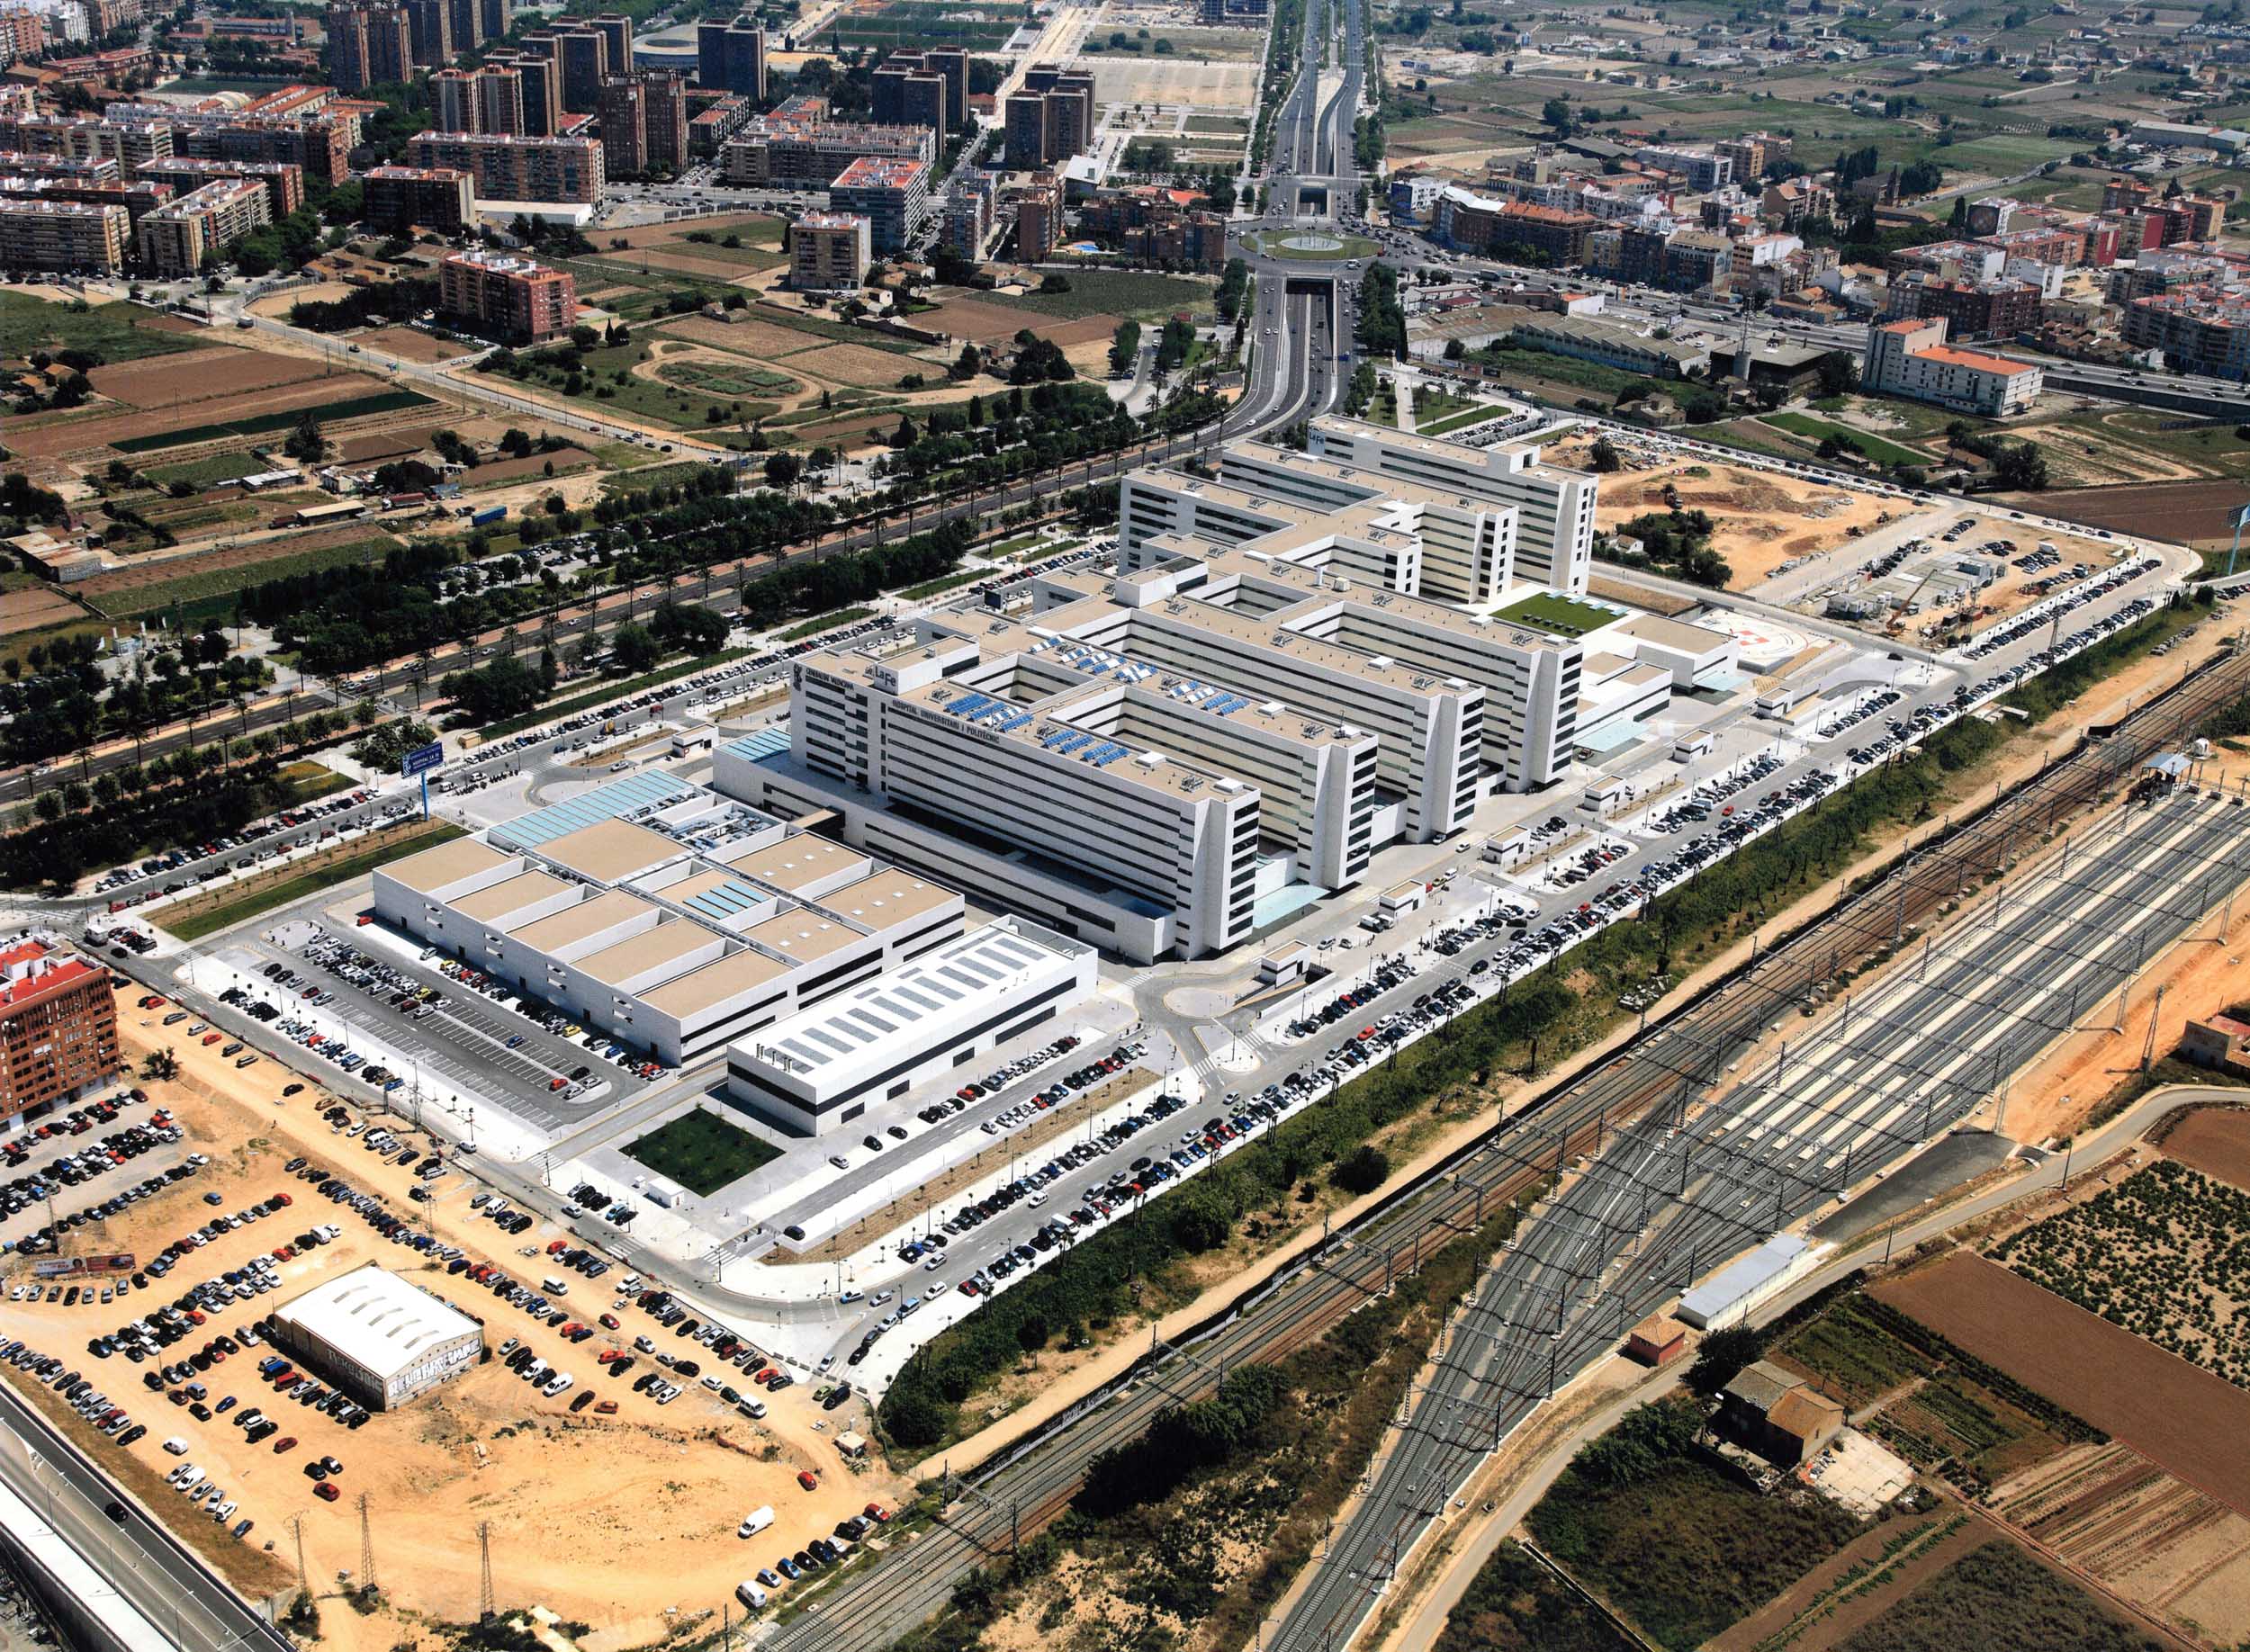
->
789, 209, 868, 291
432, 65, 477, 132
135, 155, 303, 217
871, 47, 963, 133
697, 13, 765, 99
1004, 63, 1094, 169
401, 0, 450, 68
439, 246, 576, 341
137, 175, 269, 274
486, 50, 560, 134
598, 69, 685, 175
1011, 169, 1059, 261
405, 130, 604, 202
325, 3, 411, 91
555, 26, 607, 112
364, 162, 473, 231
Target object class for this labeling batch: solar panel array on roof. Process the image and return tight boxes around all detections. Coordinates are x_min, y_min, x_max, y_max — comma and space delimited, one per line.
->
724, 725, 792, 764
680, 878, 770, 923
490, 773, 698, 851
767, 928, 1054, 1072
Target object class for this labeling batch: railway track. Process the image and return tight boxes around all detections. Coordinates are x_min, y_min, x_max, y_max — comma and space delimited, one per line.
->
759, 646, 2250, 1651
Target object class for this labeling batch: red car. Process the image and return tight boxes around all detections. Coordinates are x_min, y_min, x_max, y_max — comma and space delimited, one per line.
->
598, 1314, 620, 1330
315, 1482, 339, 1502
273, 1436, 297, 1454
796, 1470, 818, 1492
864, 1502, 889, 1523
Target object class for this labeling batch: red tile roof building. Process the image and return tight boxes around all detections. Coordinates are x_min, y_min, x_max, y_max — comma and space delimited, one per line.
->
0, 943, 117, 1126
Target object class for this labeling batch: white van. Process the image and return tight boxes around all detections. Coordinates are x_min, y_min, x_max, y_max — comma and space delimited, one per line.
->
734, 1580, 769, 1611
541, 1276, 569, 1297
162, 1436, 189, 1456
738, 1505, 774, 1539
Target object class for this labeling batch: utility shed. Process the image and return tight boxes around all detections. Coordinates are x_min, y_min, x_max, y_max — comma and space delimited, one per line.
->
1678, 1235, 1812, 1329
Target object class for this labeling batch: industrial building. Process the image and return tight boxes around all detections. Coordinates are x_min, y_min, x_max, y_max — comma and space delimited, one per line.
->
266, 1265, 482, 1412
724, 917, 1097, 1136
372, 777, 968, 1065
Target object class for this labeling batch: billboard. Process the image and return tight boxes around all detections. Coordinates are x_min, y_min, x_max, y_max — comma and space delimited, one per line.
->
32, 1252, 135, 1280
400, 741, 444, 778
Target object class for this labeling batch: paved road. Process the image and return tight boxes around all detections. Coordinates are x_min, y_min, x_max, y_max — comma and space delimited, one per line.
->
0, 1377, 289, 1652
740, 642, 2250, 1652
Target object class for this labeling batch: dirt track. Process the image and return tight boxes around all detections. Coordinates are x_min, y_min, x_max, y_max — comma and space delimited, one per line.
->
1876, 1252, 2250, 1519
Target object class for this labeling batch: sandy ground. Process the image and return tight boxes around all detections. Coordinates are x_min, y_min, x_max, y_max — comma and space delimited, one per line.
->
1552, 441, 1899, 590
0, 991, 907, 1652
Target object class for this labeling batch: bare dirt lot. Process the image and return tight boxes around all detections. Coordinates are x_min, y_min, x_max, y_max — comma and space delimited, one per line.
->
915, 297, 1118, 349
88, 346, 326, 410
656, 314, 832, 360
356, 328, 462, 364
1078, 55, 1257, 112
2015, 480, 2248, 546
8, 372, 420, 461
786, 341, 920, 389
1560, 444, 1897, 589
2157, 1108, 2250, 1194
1876, 1252, 2250, 1518
0, 996, 907, 1652
0, 586, 89, 637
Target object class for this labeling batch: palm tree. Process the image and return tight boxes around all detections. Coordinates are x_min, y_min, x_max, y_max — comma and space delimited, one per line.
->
140, 1048, 179, 1082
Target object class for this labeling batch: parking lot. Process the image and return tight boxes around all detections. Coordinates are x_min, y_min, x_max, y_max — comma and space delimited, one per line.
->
0, 999, 906, 1641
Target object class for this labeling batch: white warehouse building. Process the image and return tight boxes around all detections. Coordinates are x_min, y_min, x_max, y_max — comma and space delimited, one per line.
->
724, 916, 1098, 1136
266, 1264, 483, 1411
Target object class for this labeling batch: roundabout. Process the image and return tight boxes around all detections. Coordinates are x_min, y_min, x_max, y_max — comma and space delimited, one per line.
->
1241, 226, 1379, 263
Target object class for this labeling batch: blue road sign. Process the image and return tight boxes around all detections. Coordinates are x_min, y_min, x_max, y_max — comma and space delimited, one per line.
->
400, 741, 444, 778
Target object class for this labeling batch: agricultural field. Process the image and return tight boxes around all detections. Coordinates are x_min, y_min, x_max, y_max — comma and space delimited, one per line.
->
1834, 1540, 2167, 1652
2157, 1107, 2250, 1192
1993, 1159, 2250, 1389
78, 531, 402, 624
2026, 479, 2250, 549
1004, 271, 1217, 324
1876, 1252, 2250, 1515
819, 0, 1019, 49
1769, 1289, 2098, 1493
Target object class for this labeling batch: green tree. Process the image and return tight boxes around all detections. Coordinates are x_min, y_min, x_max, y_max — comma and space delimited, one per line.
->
611, 623, 661, 673
283, 409, 328, 463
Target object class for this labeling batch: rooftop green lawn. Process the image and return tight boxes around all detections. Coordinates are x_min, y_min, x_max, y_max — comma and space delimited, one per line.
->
1495, 591, 1617, 639
623, 1107, 781, 1195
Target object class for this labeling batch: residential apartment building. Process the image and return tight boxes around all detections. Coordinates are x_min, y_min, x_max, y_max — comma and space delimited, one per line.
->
789, 209, 868, 292
485, 51, 560, 135
1714, 130, 1787, 182
716, 98, 932, 188
1863, 316, 2042, 416
1883, 271, 2040, 340
0, 7, 45, 67
363, 162, 473, 231
401, 0, 449, 69
827, 152, 926, 254
438, 246, 576, 341
1010, 168, 1060, 261
0, 194, 129, 269
444, 0, 483, 53
555, 26, 607, 112
2122, 288, 2250, 382
1634, 143, 1732, 191
134, 155, 302, 217
943, 182, 990, 257
597, 70, 686, 175
405, 130, 604, 203
697, 13, 765, 100
323, 2, 410, 92
1004, 62, 1094, 168
135, 174, 266, 274
431, 66, 477, 133
870, 46, 964, 132
0, 944, 117, 1129
1, 173, 170, 229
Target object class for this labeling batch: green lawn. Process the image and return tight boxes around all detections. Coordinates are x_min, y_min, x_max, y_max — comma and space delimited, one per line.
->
162, 824, 463, 941
276, 761, 356, 805
0, 292, 199, 366
623, 1107, 780, 1195
600, 460, 716, 498
1495, 591, 1618, 639
1420, 401, 1506, 437
141, 451, 272, 489
898, 570, 986, 600
1009, 272, 1218, 323
1760, 412, 1930, 469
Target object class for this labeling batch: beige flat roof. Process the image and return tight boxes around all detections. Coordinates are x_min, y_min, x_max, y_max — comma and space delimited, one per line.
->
453, 869, 573, 922
573, 920, 720, 987
740, 907, 865, 963
638, 947, 789, 1017
381, 836, 512, 895
818, 868, 958, 931
508, 889, 654, 953
724, 833, 868, 892
536, 819, 682, 883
